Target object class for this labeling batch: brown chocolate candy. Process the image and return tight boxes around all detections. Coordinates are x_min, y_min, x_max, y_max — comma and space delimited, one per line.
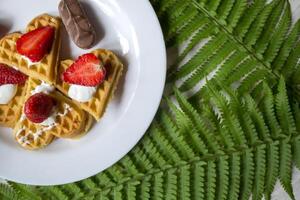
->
59, 0, 96, 49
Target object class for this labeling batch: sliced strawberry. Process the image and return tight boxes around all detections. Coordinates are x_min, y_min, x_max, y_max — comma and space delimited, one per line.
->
24, 92, 56, 123
0, 63, 28, 85
62, 53, 106, 86
16, 26, 55, 62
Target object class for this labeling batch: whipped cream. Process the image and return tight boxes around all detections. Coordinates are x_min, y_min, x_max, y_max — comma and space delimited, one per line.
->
21, 55, 40, 67
68, 84, 96, 102
16, 103, 73, 146
0, 84, 18, 104
31, 81, 54, 95
40, 115, 57, 126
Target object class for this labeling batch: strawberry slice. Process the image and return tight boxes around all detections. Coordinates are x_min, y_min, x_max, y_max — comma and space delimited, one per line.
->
0, 63, 28, 85
62, 53, 106, 86
16, 26, 55, 62
24, 92, 56, 123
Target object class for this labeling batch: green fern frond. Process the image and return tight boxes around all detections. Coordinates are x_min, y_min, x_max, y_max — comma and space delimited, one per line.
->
276, 77, 297, 137
9, 183, 41, 200
264, 142, 280, 200
216, 156, 229, 200
239, 149, 255, 200
252, 145, 267, 200
205, 160, 217, 200
279, 140, 295, 200
0, 183, 22, 200
227, 153, 241, 200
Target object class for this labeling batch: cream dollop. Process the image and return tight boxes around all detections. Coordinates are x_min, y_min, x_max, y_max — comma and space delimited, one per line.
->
0, 84, 18, 104
31, 81, 54, 95
68, 85, 96, 102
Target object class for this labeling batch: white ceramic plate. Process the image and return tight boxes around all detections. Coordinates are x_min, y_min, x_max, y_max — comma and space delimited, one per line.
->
0, 0, 166, 185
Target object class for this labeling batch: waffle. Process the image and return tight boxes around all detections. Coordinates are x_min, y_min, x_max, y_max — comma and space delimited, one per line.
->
13, 78, 88, 150
0, 83, 27, 128
0, 14, 61, 84
56, 49, 123, 121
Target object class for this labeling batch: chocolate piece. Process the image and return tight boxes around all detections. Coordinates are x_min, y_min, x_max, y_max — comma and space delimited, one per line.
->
59, 0, 96, 49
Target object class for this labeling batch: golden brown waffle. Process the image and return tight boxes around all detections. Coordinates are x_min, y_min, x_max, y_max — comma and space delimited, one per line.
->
56, 49, 123, 121
0, 83, 27, 128
0, 14, 61, 84
13, 78, 88, 150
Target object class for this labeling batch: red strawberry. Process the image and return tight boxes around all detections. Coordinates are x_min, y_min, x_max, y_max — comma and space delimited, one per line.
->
62, 53, 106, 86
16, 26, 55, 62
0, 63, 28, 85
24, 92, 56, 123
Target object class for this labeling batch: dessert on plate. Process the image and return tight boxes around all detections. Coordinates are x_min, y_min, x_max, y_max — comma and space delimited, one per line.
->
0, 8, 123, 150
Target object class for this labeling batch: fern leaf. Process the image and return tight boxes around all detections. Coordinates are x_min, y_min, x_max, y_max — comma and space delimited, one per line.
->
172, 22, 215, 67
180, 41, 236, 91
276, 77, 297, 136
252, 145, 267, 200
164, 168, 177, 200
273, 19, 300, 72
286, 42, 300, 83
264, 1, 291, 64
216, 156, 229, 200
264, 142, 280, 200
167, 98, 209, 155
260, 83, 282, 139
212, 51, 247, 83
244, 94, 271, 141
166, 7, 198, 39
38, 186, 68, 200
226, 0, 247, 30
224, 58, 256, 85
125, 181, 139, 200
207, 83, 247, 147
137, 176, 151, 200
234, 0, 266, 39
279, 140, 295, 200
142, 132, 169, 169
237, 68, 270, 95
174, 89, 223, 154
60, 184, 84, 200
243, 1, 276, 48
9, 183, 41, 200
152, 172, 164, 200
205, 160, 217, 200
217, 0, 235, 22
227, 153, 241, 200
205, 0, 222, 13
254, 0, 284, 55
178, 165, 191, 200
192, 162, 206, 200
167, 15, 207, 48
170, 33, 227, 81
158, 111, 196, 160
293, 136, 300, 170
157, 0, 177, 16
239, 149, 255, 200
0, 184, 21, 200
151, 122, 183, 164
119, 156, 139, 176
